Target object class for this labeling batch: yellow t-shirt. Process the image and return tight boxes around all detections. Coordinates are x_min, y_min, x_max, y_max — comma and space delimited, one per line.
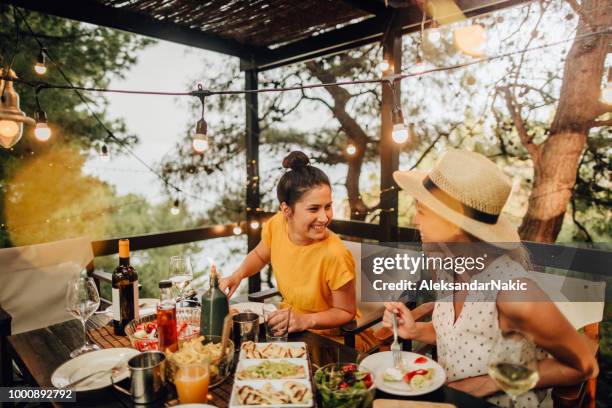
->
261, 212, 355, 315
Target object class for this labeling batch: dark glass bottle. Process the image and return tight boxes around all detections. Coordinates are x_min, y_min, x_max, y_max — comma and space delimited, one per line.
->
112, 239, 139, 335
200, 264, 229, 337
157, 280, 178, 353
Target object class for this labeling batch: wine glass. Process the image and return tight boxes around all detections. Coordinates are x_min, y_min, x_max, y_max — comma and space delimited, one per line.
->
169, 255, 194, 307
65, 276, 101, 358
488, 331, 540, 408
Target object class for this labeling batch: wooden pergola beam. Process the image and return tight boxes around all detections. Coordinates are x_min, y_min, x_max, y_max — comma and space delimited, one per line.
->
4, 0, 271, 61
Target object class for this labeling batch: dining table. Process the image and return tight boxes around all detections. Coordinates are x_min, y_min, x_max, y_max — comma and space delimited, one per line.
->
6, 302, 496, 408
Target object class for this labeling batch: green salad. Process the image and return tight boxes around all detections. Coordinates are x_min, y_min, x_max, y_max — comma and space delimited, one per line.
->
315, 363, 374, 408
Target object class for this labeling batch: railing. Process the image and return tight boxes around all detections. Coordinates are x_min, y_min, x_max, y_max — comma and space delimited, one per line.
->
89, 215, 611, 305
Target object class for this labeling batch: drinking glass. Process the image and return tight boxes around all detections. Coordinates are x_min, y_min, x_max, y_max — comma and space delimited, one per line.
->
169, 255, 194, 307
174, 359, 210, 404
488, 331, 540, 408
232, 312, 259, 347
263, 303, 291, 342
65, 276, 101, 358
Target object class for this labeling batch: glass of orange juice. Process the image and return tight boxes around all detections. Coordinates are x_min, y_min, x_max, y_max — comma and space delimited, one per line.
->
174, 359, 210, 404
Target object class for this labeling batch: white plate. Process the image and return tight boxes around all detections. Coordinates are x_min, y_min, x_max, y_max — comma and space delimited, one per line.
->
51, 348, 140, 392
231, 302, 276, 324
359, 351, 446, 396
229, 379, 313, 408
235, 358, 309, 381
174, 405, 217, 408
239, 342, 307, 360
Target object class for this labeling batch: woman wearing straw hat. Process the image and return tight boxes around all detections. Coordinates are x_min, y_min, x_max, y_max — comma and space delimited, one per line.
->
383, 149, 597, 408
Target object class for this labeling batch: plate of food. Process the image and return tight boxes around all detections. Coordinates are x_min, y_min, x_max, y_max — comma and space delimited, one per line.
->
314, 363, 375, 408
359, 352, 445, 397
229, 379, 313, 407
240, 341, 307, 359
51, 348, 139, 392
235, 359, 308, 381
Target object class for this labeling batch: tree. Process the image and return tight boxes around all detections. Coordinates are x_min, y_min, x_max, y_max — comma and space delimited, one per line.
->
0, 6, 154, 247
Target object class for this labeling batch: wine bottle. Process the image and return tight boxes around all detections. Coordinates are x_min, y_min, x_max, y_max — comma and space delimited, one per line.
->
112, 239, 139, 335
200, 263, 229, 337
157, 280, 178, 352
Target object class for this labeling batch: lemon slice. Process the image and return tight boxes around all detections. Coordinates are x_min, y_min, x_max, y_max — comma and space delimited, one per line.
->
453, 24, 487, 57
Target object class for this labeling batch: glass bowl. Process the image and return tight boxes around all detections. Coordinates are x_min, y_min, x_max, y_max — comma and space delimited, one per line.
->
166, 335, 235, 389
124, 307, 201, 351
314, 363, 375, 408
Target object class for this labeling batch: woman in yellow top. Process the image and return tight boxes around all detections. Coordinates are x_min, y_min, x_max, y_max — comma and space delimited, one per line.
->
220, 151, 358, 335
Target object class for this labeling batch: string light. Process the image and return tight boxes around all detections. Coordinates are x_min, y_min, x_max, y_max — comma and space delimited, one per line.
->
33, 87, 51, 142
379, 59, 390, 72
453, 24, 487, 57
346, 143, 357, 156
0, 68, 34, 148
600, 67, 612, 105
250, 221, 260, 230
192, 84, 210, 154
99, 143, 110, 161
233, 224, 242, 235
34, 48, 47, 75
170, 198, 180, 215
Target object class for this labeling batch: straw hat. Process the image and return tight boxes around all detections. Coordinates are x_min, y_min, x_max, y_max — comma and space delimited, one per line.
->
393, 149, 520, 247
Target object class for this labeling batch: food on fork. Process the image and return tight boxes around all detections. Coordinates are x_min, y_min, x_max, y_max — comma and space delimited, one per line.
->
235, 360, 306, 380
240, 341, 306, 359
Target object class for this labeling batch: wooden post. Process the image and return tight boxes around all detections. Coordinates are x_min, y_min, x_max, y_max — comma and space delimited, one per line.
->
379, 24, 401, 243
245, 68, 261, 294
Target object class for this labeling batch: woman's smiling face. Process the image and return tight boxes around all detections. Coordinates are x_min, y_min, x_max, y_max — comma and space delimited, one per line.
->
283, 184, 333, 244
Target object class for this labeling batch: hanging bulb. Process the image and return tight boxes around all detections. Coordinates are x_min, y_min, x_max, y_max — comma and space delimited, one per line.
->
233, 225, 242, 235
426, 26, 442, 44
99, 143, 110, 162
391, 107, 409, 144
34, 49, 47, 75
34, 110, 51, 142
600, 67, 612, 105
0, 69, 35, 148
379, 59, 390, 72
171, 199, 180, 215
453, 24, 487, 57
192, 118, 210, 153
250, 220, 260, 230
346, 143, 357, 156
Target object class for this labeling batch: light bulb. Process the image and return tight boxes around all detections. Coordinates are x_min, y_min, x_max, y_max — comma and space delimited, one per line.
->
250, 221, 260, 230
99, 144, 110, 162
453, 24, 487, 57
392, 123, 410, 144
0, 69, 34, 148
34, 63, 47, 75
379, 59, 390, 72
233, 225, 242, 235
346, 143, 357, 155
427, 27, 442, 44
34, 49, 47, 75
34, 123, 51, 141
192, 134, 209, 153
171, 199, 180, 215
0, 120, 20, 139
34, 110, 51, 142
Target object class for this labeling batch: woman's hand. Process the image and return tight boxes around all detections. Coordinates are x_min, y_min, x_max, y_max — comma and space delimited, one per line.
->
288, 312, 314, 333
382, 302, 419, 339
218, 272, 242, 298
447, 375, 499, 398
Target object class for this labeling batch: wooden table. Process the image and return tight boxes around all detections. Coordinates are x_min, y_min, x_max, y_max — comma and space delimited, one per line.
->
7, 315, 495, 407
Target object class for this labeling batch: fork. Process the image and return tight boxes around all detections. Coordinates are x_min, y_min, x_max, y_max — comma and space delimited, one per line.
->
61, 360, 127, 389
391, 312, 402, 369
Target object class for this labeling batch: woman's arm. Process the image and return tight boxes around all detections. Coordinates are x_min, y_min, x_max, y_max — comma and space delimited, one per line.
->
497, 280, 599, 385
382, 302, 437, 345
288, 280, 357, 332
219, 241, 271, 298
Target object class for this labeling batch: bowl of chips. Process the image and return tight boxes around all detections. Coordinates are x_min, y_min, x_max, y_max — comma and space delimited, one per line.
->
165, 335, 235, 388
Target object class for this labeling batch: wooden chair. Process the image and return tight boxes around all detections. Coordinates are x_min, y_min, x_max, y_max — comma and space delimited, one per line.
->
0, 236, 94, 386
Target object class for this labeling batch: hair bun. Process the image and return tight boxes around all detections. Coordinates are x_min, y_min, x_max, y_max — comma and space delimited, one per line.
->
282, 151, 310, 170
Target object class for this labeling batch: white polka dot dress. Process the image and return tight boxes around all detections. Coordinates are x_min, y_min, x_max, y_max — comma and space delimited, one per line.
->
432, 255, 550, 408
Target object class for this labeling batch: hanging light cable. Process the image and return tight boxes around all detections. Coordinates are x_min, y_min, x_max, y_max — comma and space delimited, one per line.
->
0, 68, 35, 148
192, 84, 210, 153
386, 80, 413, 144
34, 48, 47, 75
33, 86, 51, 142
